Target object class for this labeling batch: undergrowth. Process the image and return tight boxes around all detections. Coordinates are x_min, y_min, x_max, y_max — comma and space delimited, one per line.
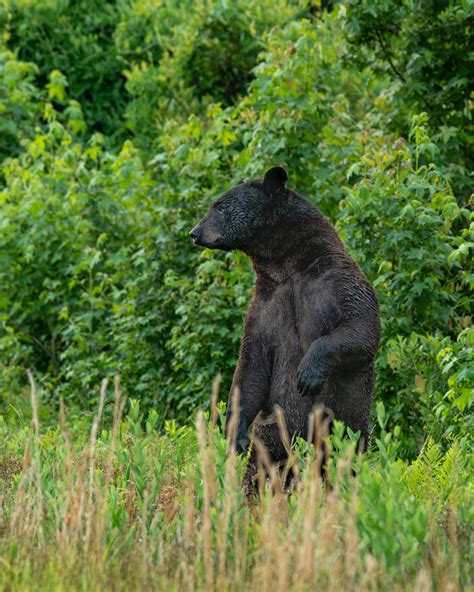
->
0, 376, 472, 591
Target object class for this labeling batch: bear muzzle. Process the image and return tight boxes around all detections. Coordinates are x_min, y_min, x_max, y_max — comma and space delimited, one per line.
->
189, 225, 202, 245
189, 222, 228, 250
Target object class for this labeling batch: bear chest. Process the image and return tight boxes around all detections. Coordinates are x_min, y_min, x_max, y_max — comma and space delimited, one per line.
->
254, 276, 338, 354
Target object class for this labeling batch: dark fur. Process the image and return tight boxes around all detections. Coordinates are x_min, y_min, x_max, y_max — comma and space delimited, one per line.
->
190, 167, 381, 466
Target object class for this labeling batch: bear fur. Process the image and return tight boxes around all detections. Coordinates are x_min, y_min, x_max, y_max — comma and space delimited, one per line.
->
190, 166, 381, 467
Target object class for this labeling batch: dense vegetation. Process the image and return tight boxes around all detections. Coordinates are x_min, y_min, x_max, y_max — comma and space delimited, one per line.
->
0, 0, 472, 589
0, 380, 472, 590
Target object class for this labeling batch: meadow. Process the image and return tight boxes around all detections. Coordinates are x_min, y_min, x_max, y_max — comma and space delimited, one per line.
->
0, 0, 472, 589
0, 375, 472, 590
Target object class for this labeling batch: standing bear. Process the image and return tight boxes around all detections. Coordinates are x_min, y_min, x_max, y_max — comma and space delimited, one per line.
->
190, 166, 381, 467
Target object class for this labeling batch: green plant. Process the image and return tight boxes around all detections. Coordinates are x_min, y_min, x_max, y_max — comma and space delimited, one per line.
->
2, 0, 127, 139
344, 0, 474, 202
336, 114, 472, 455
0, 45, 42, 162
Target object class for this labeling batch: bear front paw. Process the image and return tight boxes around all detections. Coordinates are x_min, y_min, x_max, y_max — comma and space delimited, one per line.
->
296, 365, 328, 397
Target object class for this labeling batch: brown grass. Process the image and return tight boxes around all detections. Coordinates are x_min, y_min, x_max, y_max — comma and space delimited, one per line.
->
0, 375, 468, 592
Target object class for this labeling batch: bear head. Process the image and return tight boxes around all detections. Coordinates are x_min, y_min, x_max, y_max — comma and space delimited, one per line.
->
189, 166, 288, 251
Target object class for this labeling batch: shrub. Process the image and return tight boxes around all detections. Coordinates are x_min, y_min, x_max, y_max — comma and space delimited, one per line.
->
2, 0, 126, 138
0, 119, 153, 403
337, 114, 472, 454
0, 46, 42, 162
344, 0, 474, 202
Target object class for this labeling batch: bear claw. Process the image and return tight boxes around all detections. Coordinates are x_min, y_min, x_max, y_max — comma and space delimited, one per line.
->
296, 370, 327, 397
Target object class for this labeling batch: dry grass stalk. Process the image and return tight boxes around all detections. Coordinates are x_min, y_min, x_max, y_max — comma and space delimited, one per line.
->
274, 404, 300, 489
10, 371, 44, 546
104, 375, 127, 490
253, 437, 283, 498
210, 372, 221, 426
216, 433, 236, 587
9, 438, 32, 540
196, 410, 215, 587
84, 378, 108, 556
226, 386, 240, 453
88, 378, 108, 490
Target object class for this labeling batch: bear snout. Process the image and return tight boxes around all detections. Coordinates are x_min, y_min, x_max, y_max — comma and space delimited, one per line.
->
189, 225, 201, 245
190, 219, 227, 250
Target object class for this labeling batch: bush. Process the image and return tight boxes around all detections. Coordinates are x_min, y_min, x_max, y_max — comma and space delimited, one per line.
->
337, 114, 472, 454
2, 0, 127, 139
0, 46, 42, 162
0, 2, 471, 455
0, 119, 154, 403
344, 0, 474, 202
181, 8, 260, 104
122, 0, 301, 149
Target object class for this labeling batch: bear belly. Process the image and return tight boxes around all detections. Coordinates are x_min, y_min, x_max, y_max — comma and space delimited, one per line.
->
254, 322, 373, 461
255, 323, 317, 460
252, 280, 372, 461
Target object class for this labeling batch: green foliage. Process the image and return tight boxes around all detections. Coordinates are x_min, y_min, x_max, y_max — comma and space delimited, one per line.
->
344, 0, 474, 201
1, 0, 129, 139
336, 114, 472, 454
340, 114, 471, 337
122, 0, 301, 148
163, 252, 253, 415
179, 5, 260, 104
0, 45, 42, 161
0, 0, 472, 459
0, 118, 154, 402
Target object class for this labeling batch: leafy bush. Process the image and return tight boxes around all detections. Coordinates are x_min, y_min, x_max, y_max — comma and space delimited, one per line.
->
0, 45, 42, 162
337, 114, 472, 454
180, 6, 260, 104
0, 118, 154, 401
339, 114, 471, 337
122, 0, 301, 149
0, 1, 472, 455
344, 0, 474, 201
2, 0, 127, 139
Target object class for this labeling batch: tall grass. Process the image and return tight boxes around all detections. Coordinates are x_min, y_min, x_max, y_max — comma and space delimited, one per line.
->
0, 376, 471, 591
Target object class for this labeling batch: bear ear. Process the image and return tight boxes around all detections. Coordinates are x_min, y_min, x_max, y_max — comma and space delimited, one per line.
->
263, 166, 288, 196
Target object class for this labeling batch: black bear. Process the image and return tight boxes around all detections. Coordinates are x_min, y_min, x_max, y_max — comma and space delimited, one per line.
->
190, 167, 380, 468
